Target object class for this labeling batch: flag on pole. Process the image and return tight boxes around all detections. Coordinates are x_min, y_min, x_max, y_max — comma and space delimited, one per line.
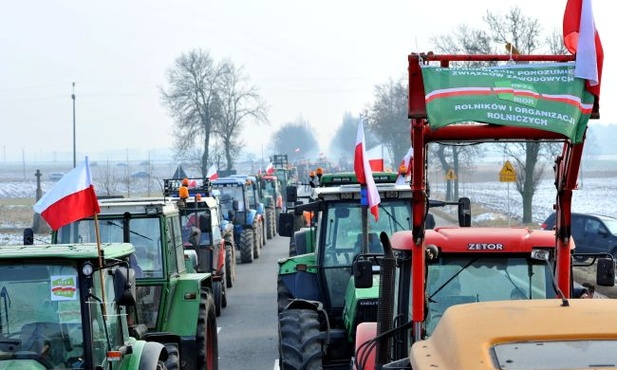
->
265, 162, 274, 175
365, 145, 385, 172
206, 164, 219, 180
396, 147, 414, 185
563, 0, 603, 100
354, 120, 381, 221
33, 156, 100, 231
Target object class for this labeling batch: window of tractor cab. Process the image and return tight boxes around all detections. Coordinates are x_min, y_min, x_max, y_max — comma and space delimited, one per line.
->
424, 255, 555, 335
320, 199, 412, 268
492, 340, 617, 369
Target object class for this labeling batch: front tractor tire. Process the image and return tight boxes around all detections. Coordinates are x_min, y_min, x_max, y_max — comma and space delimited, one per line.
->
225, 241, 236, 288
239, 229, 254, 264
278, 309, 323, 370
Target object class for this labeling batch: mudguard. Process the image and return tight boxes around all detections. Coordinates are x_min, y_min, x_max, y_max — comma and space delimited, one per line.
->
247, 209, 257, 225
163, 274, 212, 336
354, 322, 377, 370
278, 254, 320, 303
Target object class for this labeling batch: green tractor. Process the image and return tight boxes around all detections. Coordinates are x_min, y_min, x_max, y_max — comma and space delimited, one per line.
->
256, 174, 283, 239
0, 241, 169, 369
276, 172, 416, 369
53, 197, 219, 370
163, 177, 237, 316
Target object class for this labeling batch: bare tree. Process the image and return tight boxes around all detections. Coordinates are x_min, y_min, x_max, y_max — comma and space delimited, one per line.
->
430, 6, 560, 223
215, 60, 268, 171
272, 118, 319, 162
365, 78, 409, 165
160, 49, 227, 176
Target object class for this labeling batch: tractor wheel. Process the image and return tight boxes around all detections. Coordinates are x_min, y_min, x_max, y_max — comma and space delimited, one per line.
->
164, 343, 180, 370
240, 229, 254, 264
225, 242, 235, 288
253, 224, 261, 259
289, 235, 297, 257
197, 286, 219, 370
262, 218, 267, 247
279, 309, 323, 370
213, 281, 222, 317
222, 282, 227, 308
277, 276, 293, 313
266, 209, 275, 239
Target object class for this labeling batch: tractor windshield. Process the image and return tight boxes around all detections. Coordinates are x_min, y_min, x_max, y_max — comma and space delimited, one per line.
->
320, 198, 412, 308
0, 262, 84, 368
56, 217, 164, 279
424, 255, 556, 335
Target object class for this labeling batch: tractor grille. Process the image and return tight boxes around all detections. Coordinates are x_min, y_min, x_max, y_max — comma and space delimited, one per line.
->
355, 298, 379, 328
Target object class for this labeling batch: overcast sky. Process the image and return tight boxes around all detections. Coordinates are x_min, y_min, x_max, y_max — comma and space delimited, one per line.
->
1, 0, 613, 163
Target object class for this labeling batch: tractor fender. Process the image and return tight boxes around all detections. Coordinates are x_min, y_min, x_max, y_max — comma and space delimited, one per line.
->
257, 202, 265, 215
354, 322, 377, 370
162, 274, 213, 336
278, 255, 321, 303
133, 340, 167, 370
285, 298, 324, 311
247, 209, 257, 225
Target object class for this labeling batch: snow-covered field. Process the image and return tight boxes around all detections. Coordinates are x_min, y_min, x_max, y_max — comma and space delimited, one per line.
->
1, 159, 616, 245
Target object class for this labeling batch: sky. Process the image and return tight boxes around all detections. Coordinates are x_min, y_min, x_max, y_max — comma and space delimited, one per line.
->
1, 0, 614, 163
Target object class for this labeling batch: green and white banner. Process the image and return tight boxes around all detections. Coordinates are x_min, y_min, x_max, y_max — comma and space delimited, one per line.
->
421, 63, 594, 143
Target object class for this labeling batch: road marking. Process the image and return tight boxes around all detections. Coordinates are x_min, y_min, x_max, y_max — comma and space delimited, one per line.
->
274, 359, 279, 370
217, 327, 221, 334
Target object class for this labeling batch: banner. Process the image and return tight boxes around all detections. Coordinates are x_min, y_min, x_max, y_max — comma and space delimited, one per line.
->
421, 62, 594, 143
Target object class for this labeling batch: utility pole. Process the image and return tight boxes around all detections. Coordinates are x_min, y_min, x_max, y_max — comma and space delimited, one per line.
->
72, 82, 76, 168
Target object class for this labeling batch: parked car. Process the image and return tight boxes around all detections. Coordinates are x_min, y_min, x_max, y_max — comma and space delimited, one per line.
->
541, 212, 617, 257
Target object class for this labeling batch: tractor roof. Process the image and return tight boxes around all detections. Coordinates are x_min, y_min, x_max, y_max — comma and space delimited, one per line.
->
411, 299, 617, 370
0, 242, 135, 260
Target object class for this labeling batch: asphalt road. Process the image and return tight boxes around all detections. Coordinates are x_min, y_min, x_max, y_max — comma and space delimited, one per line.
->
217, 233, 289, 370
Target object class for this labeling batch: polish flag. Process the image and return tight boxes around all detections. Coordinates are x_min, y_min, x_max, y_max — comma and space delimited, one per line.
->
396, 147, 414, 185
563, 0, 603, 100
206, 164, 218, 180
266, 162, 274, 175
33, 157, 100, 230
354, 120, 381, 221
365, 145, 385, 172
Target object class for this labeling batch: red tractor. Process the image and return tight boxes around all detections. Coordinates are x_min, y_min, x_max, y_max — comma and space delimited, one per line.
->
352, 52, 615, 370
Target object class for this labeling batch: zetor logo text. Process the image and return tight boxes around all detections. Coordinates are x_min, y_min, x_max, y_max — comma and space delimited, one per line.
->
467, 243, 504, 250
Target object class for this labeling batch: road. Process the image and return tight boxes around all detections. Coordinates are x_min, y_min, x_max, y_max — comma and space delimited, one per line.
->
217, 234, 289, 370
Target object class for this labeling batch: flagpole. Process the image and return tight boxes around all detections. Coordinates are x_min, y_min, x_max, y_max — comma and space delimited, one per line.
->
72, 82, 76, 168
94, 213, 108, 316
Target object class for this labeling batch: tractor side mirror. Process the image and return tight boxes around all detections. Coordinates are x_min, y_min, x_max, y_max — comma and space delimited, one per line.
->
287, 186, 298, 203
354, 260, 374, 289
114, 266, 137, 306
596, 257, 615, 286
458, 197, 471, 227
278, 213, 295, 237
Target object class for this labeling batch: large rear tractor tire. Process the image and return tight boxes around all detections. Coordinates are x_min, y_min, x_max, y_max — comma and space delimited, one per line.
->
277, 276, 293, 313
240, 229, 254, 264
197, 286, 219, 370
266, 209, 275, 239
279, 309, 323, 370
164, 343, 180, 370
213, 281, 222, 317
253, 224, 261, 259
225, 242, 235, 288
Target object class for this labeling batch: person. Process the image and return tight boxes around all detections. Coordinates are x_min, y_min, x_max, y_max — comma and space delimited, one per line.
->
510, 288, 527, 300
581, 283, 595, 298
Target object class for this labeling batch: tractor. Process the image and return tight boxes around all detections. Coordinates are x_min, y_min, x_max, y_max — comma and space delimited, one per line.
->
276, 172, 419, 369
256, 174, 283, 238
1, 241, 169, 369
211, 176, 263, 263
52, 197, 219, 370
352, 52, 616, 370
163, 177, 237, 316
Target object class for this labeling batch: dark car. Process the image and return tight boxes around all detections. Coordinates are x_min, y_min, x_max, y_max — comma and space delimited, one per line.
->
541, 212, 617, 257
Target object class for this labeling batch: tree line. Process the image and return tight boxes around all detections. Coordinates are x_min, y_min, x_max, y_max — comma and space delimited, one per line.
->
160, 6, 581, 224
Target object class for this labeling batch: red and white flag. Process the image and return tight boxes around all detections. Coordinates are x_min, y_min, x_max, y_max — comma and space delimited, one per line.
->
206, 164, 218, 180
396, 147, 414, 185
365, 145, 385, 172
265, 162, 274, 175
33, 156, 100, 230
354, 120, 381, 221
563, 0, 603, 100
